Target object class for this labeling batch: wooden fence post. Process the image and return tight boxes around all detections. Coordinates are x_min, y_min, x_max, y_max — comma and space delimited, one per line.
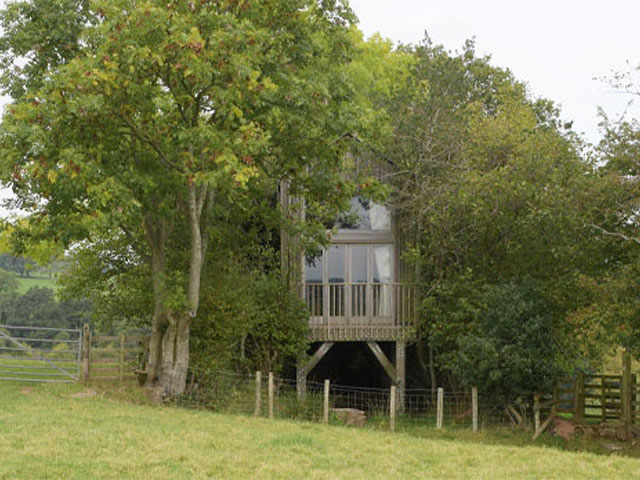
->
622, 352, 633, 428
633, 373, 637, 425
533, 394, 541, 433
82, 323, 91, 384
436, 387, 444, 430
601, 376, 607, 423
390, 385, 397, 432
118, 333, 125, 385
268, 372, 274, 420
254, 371, 262, 417
471, 386, 478, 432
574, 370, 585, 424
324, 379, 330, 425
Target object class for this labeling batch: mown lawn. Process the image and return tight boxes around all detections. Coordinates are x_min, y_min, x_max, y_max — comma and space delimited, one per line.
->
1, 382, 639, 479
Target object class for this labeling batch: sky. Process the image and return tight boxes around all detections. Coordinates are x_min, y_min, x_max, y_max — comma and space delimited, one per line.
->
347, 0, 640, 145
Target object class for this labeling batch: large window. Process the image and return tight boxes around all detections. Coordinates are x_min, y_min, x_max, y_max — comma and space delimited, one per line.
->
337, 196, 391, 231
304, 244, 394, 319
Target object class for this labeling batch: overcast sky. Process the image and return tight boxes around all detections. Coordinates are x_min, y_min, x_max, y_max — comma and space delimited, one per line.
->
348, 0, 640, 145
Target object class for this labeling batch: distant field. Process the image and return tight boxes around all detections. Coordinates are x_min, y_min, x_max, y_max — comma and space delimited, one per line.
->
0, 382, 639, 479
14, 275, 57, 294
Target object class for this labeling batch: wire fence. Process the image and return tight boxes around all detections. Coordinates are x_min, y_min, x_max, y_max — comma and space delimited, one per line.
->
174, 368, 516, 433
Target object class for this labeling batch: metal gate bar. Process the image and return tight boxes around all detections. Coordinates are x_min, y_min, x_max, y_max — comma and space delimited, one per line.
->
0, 324, 82, 382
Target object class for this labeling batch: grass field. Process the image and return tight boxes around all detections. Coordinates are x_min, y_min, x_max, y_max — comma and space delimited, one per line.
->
14, 275, 57, 294
1, 382, 640, 479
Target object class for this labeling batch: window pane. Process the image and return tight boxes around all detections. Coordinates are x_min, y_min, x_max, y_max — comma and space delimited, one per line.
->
304, 255, 323, 317
351, 245, 368, 283
328, 245, 345, 283
372, 246, 392, 283
338, 197, 391, 231
304, 255, 323, 283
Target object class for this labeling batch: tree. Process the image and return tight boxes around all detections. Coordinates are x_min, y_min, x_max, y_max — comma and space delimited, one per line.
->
449, 281, 563, 403
567, 67, 640, 357
0, 0, 369, 396
382, 38, 602, 392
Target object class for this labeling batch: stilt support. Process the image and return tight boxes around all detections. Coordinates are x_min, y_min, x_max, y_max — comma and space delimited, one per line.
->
367, 342, 397, 380
297, 342, 334, 398
367, 341, 406, 412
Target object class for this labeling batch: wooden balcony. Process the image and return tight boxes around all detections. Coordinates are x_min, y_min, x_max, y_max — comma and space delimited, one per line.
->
303, 282, 417, 342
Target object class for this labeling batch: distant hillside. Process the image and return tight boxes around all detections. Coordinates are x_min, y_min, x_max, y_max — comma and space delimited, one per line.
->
14, 275, 57, 294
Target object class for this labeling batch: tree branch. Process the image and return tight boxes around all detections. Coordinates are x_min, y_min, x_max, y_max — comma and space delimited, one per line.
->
586, 223, 640, 245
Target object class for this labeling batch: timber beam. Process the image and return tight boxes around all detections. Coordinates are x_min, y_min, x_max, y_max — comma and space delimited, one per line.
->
297, 342, 334, 398
367, 342, 397, 382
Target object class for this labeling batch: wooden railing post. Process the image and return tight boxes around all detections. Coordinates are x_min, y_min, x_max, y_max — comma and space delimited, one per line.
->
574, 370, 585, 424
82, 323, 91, 384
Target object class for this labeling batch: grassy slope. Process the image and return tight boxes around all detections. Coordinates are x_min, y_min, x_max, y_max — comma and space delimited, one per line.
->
14, 275, 57, 294
1, 382, 639, 480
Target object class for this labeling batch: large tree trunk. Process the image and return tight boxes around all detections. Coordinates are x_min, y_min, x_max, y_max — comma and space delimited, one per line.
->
158, 317, 190, 396
144, 215, 169, 388
151, 182, 211, 398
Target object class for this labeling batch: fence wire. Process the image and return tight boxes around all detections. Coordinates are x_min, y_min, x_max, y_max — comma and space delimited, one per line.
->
174, 368, 518, 433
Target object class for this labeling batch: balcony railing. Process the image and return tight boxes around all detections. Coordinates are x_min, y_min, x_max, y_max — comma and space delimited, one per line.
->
303, 282, 417, 341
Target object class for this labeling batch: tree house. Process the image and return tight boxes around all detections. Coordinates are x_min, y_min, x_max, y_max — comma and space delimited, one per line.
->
282, 180, 417, 407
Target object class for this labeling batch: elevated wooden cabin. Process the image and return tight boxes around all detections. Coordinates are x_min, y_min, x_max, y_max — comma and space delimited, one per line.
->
281, 158, 417, 407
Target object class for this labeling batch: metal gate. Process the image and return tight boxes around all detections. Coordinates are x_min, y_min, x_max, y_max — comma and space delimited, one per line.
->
0, 324, 82, 383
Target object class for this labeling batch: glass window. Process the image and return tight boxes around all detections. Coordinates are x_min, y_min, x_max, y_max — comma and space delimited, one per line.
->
337, 196, 391, 231
304, 255, 323, 283
350, 245, 368, 283
372, 246, 392, 283
327, 245, 345, 283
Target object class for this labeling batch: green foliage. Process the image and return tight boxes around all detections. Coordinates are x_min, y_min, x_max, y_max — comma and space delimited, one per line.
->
0, 0, 377, 392
0, 268, 18, 297
447, 281, 563, 398
0, 286, 90, 329
564, 68, 640, 360
382, 38, 607, 391
191, 266, 308, 374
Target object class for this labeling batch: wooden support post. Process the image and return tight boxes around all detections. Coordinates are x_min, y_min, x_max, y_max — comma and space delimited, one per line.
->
82, 323, 91, 384
622, 352, 633, 428
533, 400, 557, 441
297, 342, 334, 398
254, 371, 262, 417
268, 372, 274, 420
471, 386, 478, 432
395, 340, 406, 414
367, 342, 397, 382
323, 379, 330, 425
436, 387, 444, 430
574, 370, 585, 424
118, 333, 125, 385
390, 385, 397, 432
